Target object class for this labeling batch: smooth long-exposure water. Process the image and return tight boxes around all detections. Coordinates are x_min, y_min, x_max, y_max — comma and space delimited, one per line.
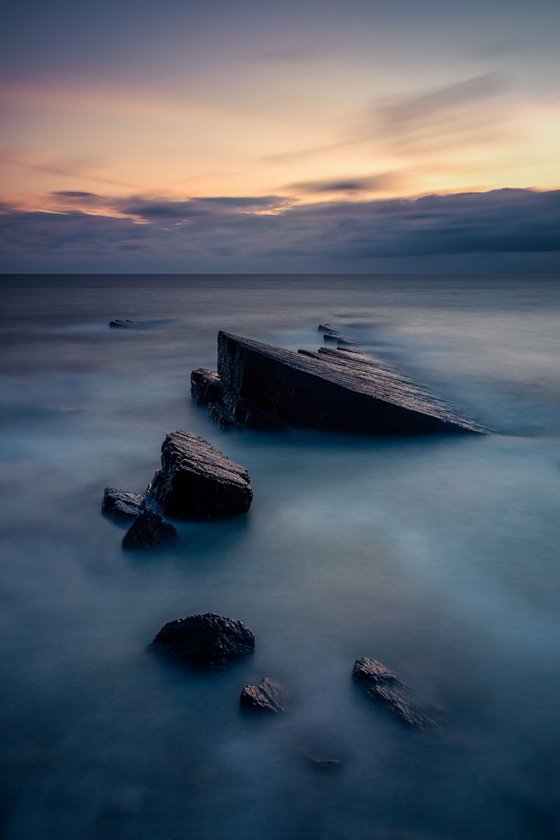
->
1, 274, 559, 840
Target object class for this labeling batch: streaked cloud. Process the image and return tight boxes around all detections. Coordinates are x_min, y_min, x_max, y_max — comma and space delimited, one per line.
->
1, 188, 558, 272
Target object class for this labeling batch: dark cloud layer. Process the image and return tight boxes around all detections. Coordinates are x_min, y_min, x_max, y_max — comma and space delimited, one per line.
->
1, 188, 559, 273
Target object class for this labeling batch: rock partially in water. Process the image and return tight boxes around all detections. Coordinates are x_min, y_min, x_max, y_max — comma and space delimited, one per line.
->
145, 430, 253, 520
102, 487, 144, 519
208, 400, 236, 430
122, 510, 178, 550
240, 677, 290, 714
211, 331, 487, 436
306, 755, 344, 771
152, 612, 255, 667
109, 319, 136, 329
191, 368, 223, 405
352, 657, 433, 730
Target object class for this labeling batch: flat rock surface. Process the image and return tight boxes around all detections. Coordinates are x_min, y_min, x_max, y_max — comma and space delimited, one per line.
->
145, 430, 253, 519
353, 657, 434, 730
152, 612, 255, 667
240, 677, 290, 713
216, 331, 486, 435
102, 487, 144, 519
122, 510, 178, 550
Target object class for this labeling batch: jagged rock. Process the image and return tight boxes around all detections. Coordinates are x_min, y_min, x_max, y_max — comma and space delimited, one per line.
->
152, 612, 255, 667
109, 319, 135, 328
352, 657, 433, 730
240, 677, 290, 713
214, 331, 486, 436
122, 510, 178, 550
191, 368, 223, 405
102, 487, 144, 519
145, 430, 252, 519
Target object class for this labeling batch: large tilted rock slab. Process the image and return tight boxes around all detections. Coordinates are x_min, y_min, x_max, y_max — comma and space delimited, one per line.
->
211, 331, 486, 436
353, 657, 434, 730
145, 430, 253, 519
152, 612, 255, 667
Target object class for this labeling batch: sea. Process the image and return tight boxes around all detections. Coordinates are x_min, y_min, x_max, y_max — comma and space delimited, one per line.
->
1, 274, 559, 840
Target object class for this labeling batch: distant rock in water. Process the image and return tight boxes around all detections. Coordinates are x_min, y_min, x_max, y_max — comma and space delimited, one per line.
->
122, 510, 178, 550
109, 319, 136, 329
352, 657, 434, 730
102, 487, 144, 519
306, 755, 344, 771
191, 331, 486, 436
145, 430, 253, 519
240, 677, 290, 714
152, 612, 255, 667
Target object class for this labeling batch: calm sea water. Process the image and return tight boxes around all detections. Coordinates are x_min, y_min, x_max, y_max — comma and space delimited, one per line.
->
1, 274, 559, 840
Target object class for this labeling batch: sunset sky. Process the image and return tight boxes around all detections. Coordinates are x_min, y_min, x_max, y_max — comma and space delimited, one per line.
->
1, 0, 559, 272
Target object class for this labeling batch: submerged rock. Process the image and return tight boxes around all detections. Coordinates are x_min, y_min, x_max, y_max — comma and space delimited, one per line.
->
145, 430, 253, 520
152, 612, 255, 667
240, 677, 290, 714
352, 657, 433, 730
306, 755, 344, 771
102, 487, 144, 519
109, 319, 135, 328
192, 331, 486, 436
122, 510, 178, 550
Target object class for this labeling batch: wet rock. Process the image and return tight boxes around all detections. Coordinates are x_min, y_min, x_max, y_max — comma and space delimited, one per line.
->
145, 430, 252, 520
191, 368, 223, 405
208, 400, 236, 430
122, 510, 178, 550
215, 331, 487, 436
240, 677, 290, 714
109, 319, 135, 328
102, 487, 144, 519
151, 612, 255, 667
352, 657, 433, 730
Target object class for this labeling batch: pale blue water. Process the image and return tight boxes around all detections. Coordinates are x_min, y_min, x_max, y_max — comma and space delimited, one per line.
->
1, 274, 559, 840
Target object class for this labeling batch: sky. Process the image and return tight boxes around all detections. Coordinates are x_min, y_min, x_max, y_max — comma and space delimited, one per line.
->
1, 0, 559, 273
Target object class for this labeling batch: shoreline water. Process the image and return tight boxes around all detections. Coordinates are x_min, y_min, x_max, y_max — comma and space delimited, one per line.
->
1, 274, 559, 839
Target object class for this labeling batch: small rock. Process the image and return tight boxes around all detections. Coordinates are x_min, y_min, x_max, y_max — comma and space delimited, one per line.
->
109, 319, 135, 328
122, 510, 178, 550
102, 487, 144, 519
352, 657, 433, 730
240, 677, 290, 714
151, 612, 255, 667
145, 430, 253, 520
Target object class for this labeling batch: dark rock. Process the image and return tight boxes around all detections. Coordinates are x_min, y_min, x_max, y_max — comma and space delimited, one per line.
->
191, 368, 223, 405
215, 331, 487, 436
240, 677, 290, 713
208, 400, 236, 430
102, 487, 144, 519
145, 430, 253, 520
109, 319, 135, 328
352, 657, 433, 730
122, 510, 178, 550
152, 612, 255, 667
